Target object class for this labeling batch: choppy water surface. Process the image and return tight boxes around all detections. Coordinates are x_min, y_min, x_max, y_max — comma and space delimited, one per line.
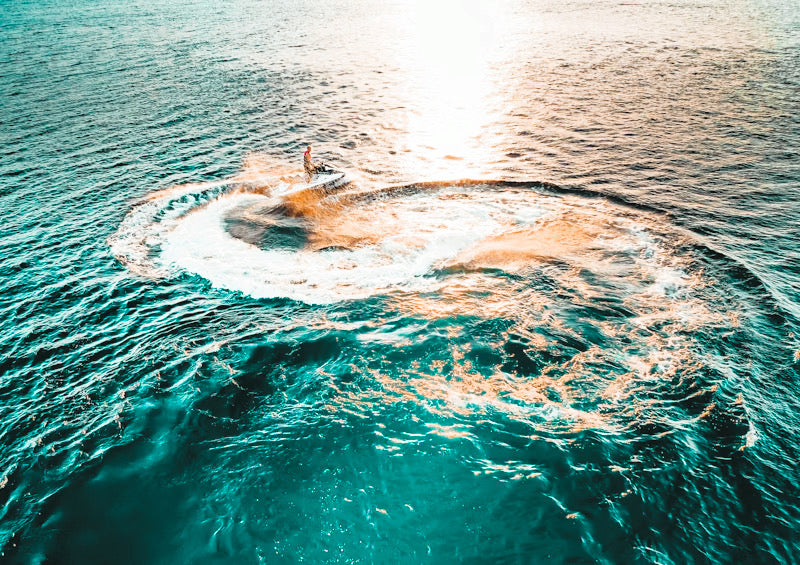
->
2, 0, 799, 562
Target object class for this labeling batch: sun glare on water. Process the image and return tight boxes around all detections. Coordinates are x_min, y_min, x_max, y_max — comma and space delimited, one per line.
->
398, 0, 505, 178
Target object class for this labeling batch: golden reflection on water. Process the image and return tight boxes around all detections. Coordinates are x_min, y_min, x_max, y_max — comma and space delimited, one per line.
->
340, 231, 725, 436
359, 338, 621, 434
397, 0, 504, 178
444, 211, 603, 271
211, 177, 736, 437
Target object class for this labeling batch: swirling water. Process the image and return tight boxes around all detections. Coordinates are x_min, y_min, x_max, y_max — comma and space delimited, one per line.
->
1, 0, 799, 562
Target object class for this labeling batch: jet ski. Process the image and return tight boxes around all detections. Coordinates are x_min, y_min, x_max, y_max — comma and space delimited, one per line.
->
270, 163, 350, 198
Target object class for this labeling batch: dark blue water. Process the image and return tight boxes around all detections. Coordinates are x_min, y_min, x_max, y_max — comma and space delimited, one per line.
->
2, 0, 799, 562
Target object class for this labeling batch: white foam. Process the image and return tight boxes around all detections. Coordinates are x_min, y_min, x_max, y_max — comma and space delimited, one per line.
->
108, 179, 235, 278
112, 181, 704, 308
745, 421, 757, 448
158, 191, 504, 303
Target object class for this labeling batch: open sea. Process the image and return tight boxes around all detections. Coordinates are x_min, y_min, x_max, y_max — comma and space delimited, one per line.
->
1, 0, 799, 562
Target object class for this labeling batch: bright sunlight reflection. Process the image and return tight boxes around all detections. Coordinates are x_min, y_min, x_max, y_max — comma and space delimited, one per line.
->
400, 0, 502, 178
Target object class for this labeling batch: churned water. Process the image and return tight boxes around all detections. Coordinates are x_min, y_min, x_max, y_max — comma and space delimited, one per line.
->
2, 0, 799, 562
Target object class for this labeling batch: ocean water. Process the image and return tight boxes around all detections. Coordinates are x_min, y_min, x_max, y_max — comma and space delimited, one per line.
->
2, 0, 799, 562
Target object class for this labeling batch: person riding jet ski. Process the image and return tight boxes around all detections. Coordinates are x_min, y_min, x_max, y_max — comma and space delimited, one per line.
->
303, 145, 315, 181
303, 145, 333, 181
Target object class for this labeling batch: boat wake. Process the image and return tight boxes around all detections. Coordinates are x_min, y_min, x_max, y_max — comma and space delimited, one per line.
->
110, 171, 702, 305
108, 159, 755, 447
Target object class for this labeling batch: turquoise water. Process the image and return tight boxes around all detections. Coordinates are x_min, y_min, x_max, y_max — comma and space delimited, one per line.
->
2, 0, 799, 562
